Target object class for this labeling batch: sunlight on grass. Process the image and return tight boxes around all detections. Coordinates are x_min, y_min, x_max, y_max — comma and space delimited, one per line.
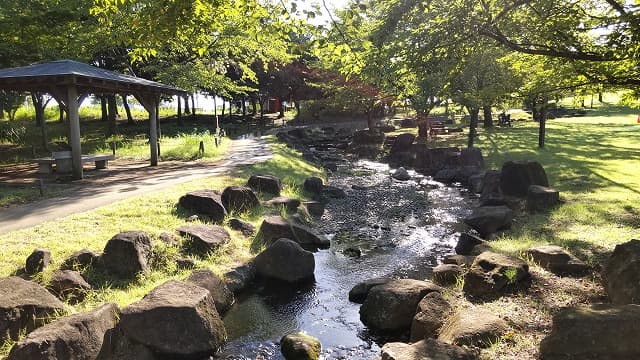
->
0, 138, 325, 353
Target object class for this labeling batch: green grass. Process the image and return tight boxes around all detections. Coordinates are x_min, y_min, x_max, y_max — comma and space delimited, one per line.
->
0, 138, 325, 356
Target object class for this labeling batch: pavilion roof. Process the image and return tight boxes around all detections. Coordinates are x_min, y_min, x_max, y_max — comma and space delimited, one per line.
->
0, 60, 186, 96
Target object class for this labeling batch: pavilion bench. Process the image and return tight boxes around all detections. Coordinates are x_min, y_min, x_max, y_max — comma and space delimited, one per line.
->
33, 151, 115, 174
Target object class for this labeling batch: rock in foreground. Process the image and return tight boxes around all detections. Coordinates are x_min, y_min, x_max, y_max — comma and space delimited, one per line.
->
248, 175, 282, 195
525, 245, 588, 276
281, 332, 321, 360
119, 280, 227, 358
540, 304, 640, 359
438, 307, 508, 348
381, 339, 476, 360
463, 251, 529, 298
254, 239, 315, 283
0, 277, 65, 342
360, 279, 442, 332
410, 292, 451, 342
186, 269, 234, 315
221, 185, 260, 213
101, 231, 152, 278
7, 303, 119, 360
603, 239, 640, 304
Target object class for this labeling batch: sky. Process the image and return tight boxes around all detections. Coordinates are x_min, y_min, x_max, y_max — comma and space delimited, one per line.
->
299, 0, 350, 25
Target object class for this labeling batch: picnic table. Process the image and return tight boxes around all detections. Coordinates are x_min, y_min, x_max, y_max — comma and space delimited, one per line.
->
33, 151, 115, 174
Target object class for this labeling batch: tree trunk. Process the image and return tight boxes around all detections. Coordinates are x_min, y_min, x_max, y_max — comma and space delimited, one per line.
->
278, 98, 285, 118
191, 94, 196, 119
107, 95, 117, 136
598, 92, 603, 102
59, 106, 65, 123
177, 96, 183, 126
184, 95, 190, 114
467, 107, 479, 148
260, 98, 265, 127
251, 98, 257, 115
100, 96, 108, 122
122, 94, 134, 125
242, 98, 247, 117
538, 97, 548, 148
294, 100, 301, 120
482, 105, 493, 128
31, 93, 44, 127
531, 100, 539, 122
221, 99, 226, 119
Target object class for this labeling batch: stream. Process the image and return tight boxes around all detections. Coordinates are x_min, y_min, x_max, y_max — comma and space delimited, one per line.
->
216, 157, 475, 359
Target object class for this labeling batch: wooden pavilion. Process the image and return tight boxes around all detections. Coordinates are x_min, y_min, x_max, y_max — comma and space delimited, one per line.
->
0, 60, 187, 179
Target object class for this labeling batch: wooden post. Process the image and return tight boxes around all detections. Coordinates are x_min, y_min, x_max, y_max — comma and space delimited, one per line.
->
149, 99, 158, 166
67, 85, 82, 179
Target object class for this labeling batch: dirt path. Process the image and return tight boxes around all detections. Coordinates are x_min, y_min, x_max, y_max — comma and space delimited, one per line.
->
0, 137, 272, 235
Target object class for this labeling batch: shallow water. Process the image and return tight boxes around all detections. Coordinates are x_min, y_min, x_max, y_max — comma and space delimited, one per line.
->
216, 159, 475, 359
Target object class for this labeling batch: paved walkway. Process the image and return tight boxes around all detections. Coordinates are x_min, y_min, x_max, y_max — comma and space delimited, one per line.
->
0, 137, 272, 235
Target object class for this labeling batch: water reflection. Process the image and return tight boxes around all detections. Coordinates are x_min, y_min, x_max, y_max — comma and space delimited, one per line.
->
216, 158, 475, 359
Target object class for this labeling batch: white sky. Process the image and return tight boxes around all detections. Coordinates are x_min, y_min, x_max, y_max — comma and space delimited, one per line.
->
298, 0, 350, 25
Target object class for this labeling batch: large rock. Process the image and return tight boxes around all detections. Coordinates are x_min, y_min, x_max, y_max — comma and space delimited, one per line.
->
248, 174, 282, 195
500, 160, 549, 197
525, 245, 588, 276
527, 185, 560, 212
223, 263, 256, 294
352, 129, 385, 145
101, 231, 153, 278
178, 225, 231, 253
455, 233, 487, 255
7, 303, 119, 360
186, 269, 234, 315
228, 218, 256, 237
25, 248, 52, 275
264, 196, 301, 213
381, 339, 476, 360
410, 292, 451, 342
119, 280, 227, 358
389, 133, 415, 154
61, 249, 99, 270
463, 251, 529, 298
479, 170, 504, 206
49, 270, 92, 304
303, 201, 325, 217
303, 177, 324, 195
221, 186, 260, 213
432, 264, 464, 285
360, 279, 442, 332
460, 147, 484, 168
348, 278, 392, 304
178, 190, 227, 222
0, 277, 65, 342
443, 254, 476, 267
603, 239, 640, 304
254, 216, 329, 249
322, 185, 346, 199
463, 206, 513, 237
438, 307, 508, 348
540, 304, 640, 359
281, 332, 321, 360
392, 167, 411, 181
254, 239, 315, 283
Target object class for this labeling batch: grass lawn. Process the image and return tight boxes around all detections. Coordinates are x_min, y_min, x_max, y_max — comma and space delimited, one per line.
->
0, 138, 324, 357
389, 98, 640, 359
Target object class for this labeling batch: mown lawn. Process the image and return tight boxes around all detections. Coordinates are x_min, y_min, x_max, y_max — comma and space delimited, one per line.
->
0, 138, 325, 357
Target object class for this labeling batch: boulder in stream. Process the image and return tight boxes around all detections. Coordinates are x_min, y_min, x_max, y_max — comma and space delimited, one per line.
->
254, 239, 315, 283
281, 332, 321, 360
254, 216, 329, 249
360, 279, 442, 332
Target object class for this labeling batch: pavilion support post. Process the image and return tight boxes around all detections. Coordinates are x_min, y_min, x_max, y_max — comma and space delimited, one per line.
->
67, 85, 82, 179
149, 99, 158, 166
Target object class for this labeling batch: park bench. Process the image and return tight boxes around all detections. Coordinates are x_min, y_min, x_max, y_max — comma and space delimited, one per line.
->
33, 151, 115, 174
